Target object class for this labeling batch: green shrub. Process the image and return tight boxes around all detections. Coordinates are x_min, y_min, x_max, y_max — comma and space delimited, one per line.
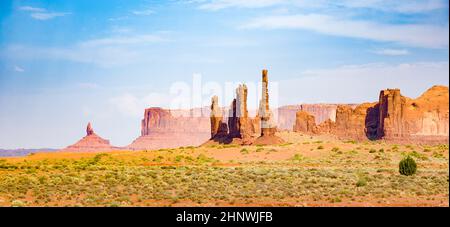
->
399, 156, 417, 176
356, 178, 367, 187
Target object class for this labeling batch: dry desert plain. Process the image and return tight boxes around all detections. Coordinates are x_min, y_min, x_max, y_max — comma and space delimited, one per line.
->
0, 131, 448, 207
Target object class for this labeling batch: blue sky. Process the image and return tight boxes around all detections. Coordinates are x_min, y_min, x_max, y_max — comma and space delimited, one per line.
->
0, 0, 449, 148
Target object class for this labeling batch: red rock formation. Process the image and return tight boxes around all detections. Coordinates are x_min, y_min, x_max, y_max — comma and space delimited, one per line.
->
128, 107, 211, 150
377, 86, 449, 143
254, 69, 284, 145
293, 111, 317, 134
210, 96, 228, 139
277, 104, 358, 130
333, 103, 378, 140
231, 84, 254, 142
86, 122, 94, 136
61, 123, 119, 152
314, 85, 449, 144
377, 89, 407, 139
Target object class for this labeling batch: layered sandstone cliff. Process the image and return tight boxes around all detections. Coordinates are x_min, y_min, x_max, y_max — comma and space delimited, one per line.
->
128, 108, 211, 150
293, 85, 449, 144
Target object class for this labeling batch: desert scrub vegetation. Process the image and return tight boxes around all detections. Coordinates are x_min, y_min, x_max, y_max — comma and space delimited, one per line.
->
0, 140, 448, 207
399, 156, 417, 176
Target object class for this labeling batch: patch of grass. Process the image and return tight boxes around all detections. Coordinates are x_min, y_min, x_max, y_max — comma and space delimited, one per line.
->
240, 148, 249, 154
290, 154, 304, 161
279, 143, 293, 147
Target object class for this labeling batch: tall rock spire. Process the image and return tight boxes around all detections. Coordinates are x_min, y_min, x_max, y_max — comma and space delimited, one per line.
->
86, 122, 94, 136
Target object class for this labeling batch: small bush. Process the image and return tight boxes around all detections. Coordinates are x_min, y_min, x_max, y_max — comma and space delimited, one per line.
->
317, 145, 324, 150
399, 156, 417, 176
356, 178, 367, 187
369, 149, 376, 153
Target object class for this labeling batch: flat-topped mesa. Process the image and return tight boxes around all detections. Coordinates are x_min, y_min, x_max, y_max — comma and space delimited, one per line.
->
128, 107, 211, 150
210, 96, 228, 139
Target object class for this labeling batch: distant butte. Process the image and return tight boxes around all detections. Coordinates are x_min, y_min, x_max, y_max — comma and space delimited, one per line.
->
60, 122, 120, 152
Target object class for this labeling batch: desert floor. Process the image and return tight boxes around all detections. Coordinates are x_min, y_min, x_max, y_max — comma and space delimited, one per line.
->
0, 131, 448, 207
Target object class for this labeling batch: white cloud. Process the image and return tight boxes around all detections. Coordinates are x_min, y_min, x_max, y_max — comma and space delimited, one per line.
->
18, 6, 46, 12
14, 65, 24, 72
240, 14, 449, 48
18, 5, 71, 20
278, 61, 449, 104
78, 83, 99, 89
30, 12, 71, 20
79, 34, 167, 47
109, 92, 173, 117
198, 0, 283, 10
339, 0, 447, 13
5, 33, 169, 67
196, 0, 447, 13
371, 48, 410, 56
132, 9, 155, 15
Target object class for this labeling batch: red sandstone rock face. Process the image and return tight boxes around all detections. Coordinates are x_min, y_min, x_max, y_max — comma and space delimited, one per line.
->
253, 69, 285, 145
128, 107, 211, 150
277, 104, 357, 130
86, 122, 94, 136
61, 123, 118, 152
333, 103, 377, 140
293, 111, 317, 134
380, 86, 449, 142
323, 85, 449, 143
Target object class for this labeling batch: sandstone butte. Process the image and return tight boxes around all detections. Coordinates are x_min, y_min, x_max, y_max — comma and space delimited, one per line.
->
293, 85, 449, 144
126, 107, 211, 150
60, 122, 120, 152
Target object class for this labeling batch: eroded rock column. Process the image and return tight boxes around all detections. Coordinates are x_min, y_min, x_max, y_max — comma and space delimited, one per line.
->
259, 69, 277, 136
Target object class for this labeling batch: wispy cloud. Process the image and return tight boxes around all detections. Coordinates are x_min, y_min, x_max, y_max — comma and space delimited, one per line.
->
132, 9, 155, 15
109, 92, 173, 117
19, 5, 71, 20
196, 0, 447, 13
18, 6, 46, 12
79, 34, 168, 47
198, 0, 283, 10
278, 61, 449, 104
5, 33, 170, 67
371, 48, 410, 56
30, 12, 71, 20
78, 83, 99, 89
14, 65, 25, 72
240, 14, 449, 48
